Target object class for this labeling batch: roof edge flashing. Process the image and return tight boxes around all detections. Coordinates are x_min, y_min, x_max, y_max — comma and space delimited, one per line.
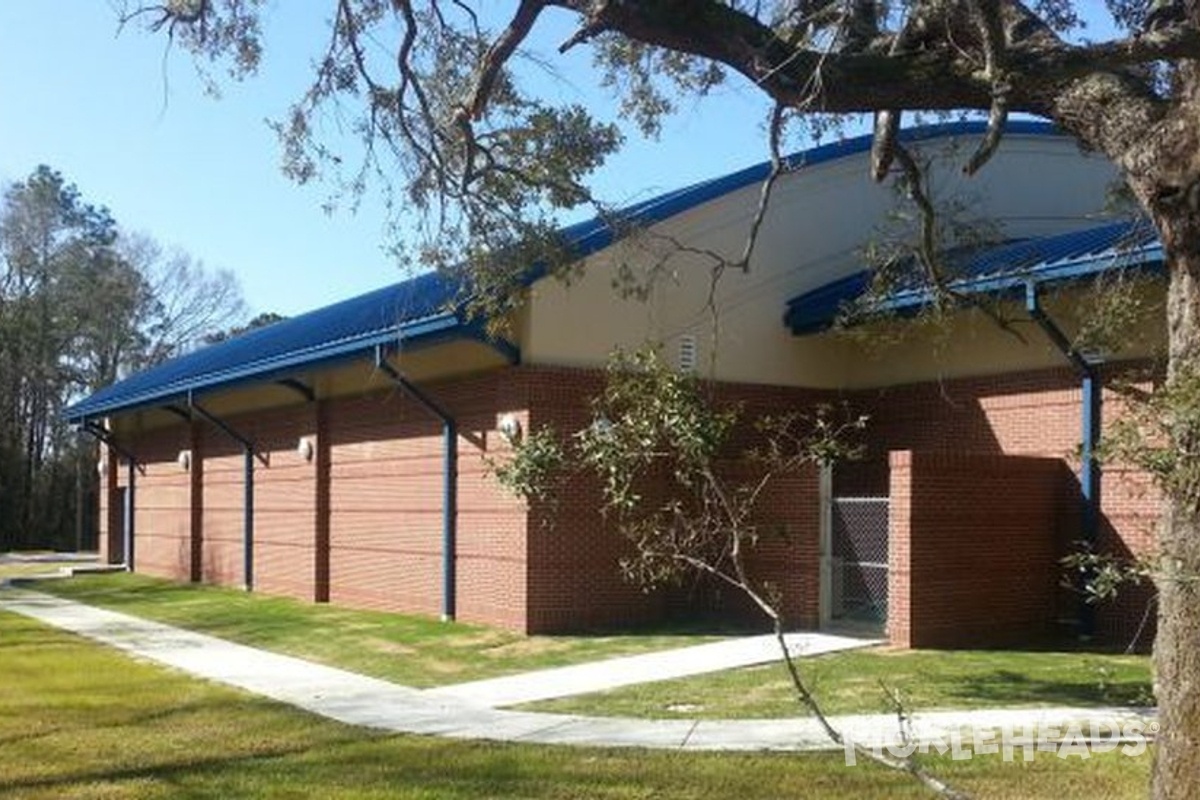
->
786, 222, 1164, 336
65, 312, 466, 424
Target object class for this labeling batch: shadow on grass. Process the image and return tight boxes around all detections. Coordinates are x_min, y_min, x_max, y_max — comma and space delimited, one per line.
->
950, 669, 1153, 708
1, 728, 922, 800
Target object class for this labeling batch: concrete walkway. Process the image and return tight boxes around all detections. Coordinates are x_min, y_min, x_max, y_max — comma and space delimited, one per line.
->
427, 630, 876, 707
0, 553, 122, 587
0, 589, 1156, 752
0, 551, 100, 564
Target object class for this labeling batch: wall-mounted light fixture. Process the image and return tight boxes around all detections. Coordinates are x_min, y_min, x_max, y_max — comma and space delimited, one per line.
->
498, 414, 523, 445
297, 437, 315, 462
590, 416, 615, 438
177, 449, 192, 472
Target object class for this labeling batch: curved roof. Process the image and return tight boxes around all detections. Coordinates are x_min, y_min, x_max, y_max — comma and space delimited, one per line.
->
67, 120, 1062, 423
785, 219, 1164, 335
559, 120, 1058, 253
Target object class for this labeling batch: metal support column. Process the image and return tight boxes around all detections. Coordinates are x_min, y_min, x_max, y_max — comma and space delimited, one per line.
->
187, 394, 262, 592
80, 422, 140, 570
374, 344, 458, 621
124, 460, 135, 569
1026, 282, 1100, 636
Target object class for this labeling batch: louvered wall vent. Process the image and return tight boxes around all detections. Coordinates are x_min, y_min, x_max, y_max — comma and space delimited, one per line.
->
678, 334, 698, 373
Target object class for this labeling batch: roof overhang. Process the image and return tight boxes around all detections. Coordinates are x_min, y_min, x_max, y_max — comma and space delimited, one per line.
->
65, 315, 517, 424
785, 221, 1165, 336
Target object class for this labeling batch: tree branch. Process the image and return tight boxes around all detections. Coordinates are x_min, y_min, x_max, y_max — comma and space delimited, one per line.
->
462, 0, 546, 121
963, 0, 1009, 175
546, 0, 1185, 122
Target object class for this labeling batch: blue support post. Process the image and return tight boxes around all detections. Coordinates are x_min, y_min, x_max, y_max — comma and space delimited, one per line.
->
1026, 282, 1099, 637
125, 459, 136, 570
78, 422, 140, 571
243, 446, 254, 591
1080, 374, 1100, 534
188, 394, 261, 592
443, 418, 458, 621
375, 345, 458, 621
1078, 373, 1101, 636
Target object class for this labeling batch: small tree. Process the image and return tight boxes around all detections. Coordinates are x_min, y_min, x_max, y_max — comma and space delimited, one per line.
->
495, 347, 965, 798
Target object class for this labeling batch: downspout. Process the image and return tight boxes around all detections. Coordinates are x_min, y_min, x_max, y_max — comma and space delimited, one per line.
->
1025, 282, 1100, 636
80, 422, 139, 570
187, 393, 261, 592
374, 344, 458, 621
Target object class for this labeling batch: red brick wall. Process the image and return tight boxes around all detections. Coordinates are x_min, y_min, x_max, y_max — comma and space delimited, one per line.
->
105, 372, 531, 629
120, 427, 192, 581
739, 464, 821, 629
100, 359, 1163, 645
249, 406, 318, 601
101, 361, 823, 635
888, 450, 1073, 648
98, 446, 121, 564
851, 365, 1161, 648
850, 367, 1161, 550
519, 366, 823, 633
116, 410, 322, 597
100, 374, 531, 628
326, 391, 444, 616
322, 373, 531, 629
520, 367, 663, 632
199, 426, 247, 587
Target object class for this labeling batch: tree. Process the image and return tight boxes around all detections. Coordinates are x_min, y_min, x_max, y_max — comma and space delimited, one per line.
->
0, 166, 126, 549
123, 2, 1200, 796
0, 167, 248, 551
119, 232, 249, 364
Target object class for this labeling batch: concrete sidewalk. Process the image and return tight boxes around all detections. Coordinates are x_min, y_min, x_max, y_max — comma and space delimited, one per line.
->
0, 552, 100, 563
427, 630, 876, 707
0, 553, 122, 586
0, 589, 1156, 752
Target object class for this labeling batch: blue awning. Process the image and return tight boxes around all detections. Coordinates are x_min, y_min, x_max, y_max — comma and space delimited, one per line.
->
784, 220, 1164, 335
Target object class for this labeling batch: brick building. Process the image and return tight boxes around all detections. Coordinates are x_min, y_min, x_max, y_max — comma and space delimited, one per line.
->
67, 122, 1163, 647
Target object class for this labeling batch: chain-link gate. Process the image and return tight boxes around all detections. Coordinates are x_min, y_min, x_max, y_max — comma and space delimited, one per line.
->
829, 497, 889, 625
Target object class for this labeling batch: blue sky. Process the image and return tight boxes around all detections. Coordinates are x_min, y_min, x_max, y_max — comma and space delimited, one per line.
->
0, 5, 1121, 318
0, 2, 778, 317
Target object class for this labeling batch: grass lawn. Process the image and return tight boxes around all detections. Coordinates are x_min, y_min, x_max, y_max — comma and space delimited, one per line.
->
0, 610, 1151, 799
523, 647, 1153, 719
25, 572, 720, 687
26, 573, 1153, 720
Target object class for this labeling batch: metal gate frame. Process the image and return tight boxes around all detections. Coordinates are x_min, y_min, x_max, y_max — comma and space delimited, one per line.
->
819, 464, 889, 630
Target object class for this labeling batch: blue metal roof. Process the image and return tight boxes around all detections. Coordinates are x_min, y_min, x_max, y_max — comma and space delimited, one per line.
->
67, 120, 1063, 423
784, 219, 1164, 335
560, 120, 1058, 255
66, 271, 463, 421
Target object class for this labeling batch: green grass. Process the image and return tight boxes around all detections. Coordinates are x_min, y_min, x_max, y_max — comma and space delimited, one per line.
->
524, 647, 1154, 719
0, 611, 1151, 799
26, 572, 1153, 722
26, 572, 720, 687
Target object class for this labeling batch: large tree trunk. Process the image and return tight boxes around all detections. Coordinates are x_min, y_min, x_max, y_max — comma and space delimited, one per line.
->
1152, 211, 1200, 799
